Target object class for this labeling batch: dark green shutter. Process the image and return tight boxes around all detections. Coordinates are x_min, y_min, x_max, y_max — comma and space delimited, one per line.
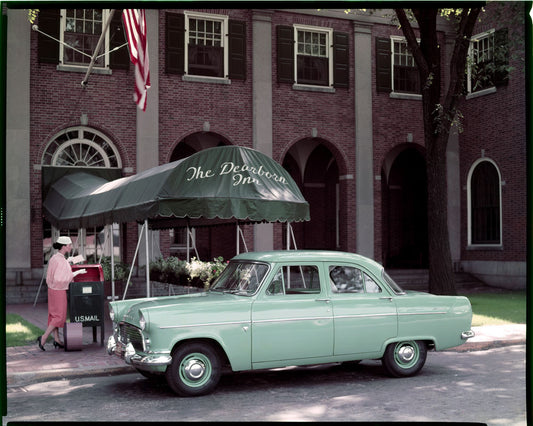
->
166, 12, 184, 75
228, 20, 246, 80
277, 25, 294, 83
375, 37, 392, 93
333, 32, 349, 88
494, 28, 509, 86
110, 10, 130, 70
38, 9, 60, 64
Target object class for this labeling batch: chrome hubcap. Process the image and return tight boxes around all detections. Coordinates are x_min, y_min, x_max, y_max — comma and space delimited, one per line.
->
397, 345, 415, 363
183, 358, 206, 381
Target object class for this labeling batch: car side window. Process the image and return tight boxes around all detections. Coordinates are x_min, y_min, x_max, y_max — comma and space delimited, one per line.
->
266, 265, 321, 295
329, 265, 382, 294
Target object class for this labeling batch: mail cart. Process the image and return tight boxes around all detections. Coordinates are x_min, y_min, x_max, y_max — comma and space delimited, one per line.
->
68, 264, 105, 346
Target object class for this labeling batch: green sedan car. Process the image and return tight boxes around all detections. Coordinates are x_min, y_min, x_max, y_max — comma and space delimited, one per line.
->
106, 250, 474, 396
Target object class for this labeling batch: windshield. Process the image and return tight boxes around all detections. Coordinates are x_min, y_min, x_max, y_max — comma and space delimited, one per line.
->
382, 270, 406, 295
210, 261, 269, 295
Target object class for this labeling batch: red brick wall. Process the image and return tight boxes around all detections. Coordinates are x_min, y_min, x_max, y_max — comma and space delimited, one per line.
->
459, 4, 527, 262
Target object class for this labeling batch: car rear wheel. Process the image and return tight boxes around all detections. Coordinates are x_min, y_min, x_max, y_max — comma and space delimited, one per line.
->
165, 342, 221, 396
382, 340, 427, 377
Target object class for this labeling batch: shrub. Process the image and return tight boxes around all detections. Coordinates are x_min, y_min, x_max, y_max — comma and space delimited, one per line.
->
99, 256, 131, 281
150, 256, 228, 290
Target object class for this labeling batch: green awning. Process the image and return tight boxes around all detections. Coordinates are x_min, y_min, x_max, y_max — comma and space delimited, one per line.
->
43, 146, 310, 229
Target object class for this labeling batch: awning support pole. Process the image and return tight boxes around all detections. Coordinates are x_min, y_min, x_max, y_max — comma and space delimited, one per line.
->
186, 225, 190, 262
236, 223, 248, 254
122, 221, 146, 300
145, 219, 150, 298
286, 223, 297, 250
109, 225, 116, 300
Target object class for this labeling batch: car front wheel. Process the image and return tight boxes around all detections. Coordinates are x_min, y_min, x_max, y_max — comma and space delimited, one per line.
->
165, 342, 222, 397
382, 340, 427, 377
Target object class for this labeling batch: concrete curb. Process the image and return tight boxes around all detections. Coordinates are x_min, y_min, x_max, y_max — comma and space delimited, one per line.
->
7, 365, 135, 387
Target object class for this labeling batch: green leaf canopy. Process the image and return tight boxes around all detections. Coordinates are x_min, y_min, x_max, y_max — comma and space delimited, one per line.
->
43, 146, 310, 229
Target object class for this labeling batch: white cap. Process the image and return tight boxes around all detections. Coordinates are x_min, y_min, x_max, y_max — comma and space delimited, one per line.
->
56, 236, 72, 245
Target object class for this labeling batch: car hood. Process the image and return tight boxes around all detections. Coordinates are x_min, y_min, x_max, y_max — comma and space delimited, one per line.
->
115, 291, 252, 328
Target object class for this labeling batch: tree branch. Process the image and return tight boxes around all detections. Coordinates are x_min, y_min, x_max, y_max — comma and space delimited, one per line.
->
394, 9, 429, 76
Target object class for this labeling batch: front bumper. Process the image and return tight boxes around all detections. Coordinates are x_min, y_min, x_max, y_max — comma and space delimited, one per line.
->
107, 335, 172, 367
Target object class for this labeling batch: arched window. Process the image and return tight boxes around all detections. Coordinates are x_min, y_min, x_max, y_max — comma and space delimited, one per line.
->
468, 159, 502, 246
42, 126, 121, 168
41, 126, 122, 264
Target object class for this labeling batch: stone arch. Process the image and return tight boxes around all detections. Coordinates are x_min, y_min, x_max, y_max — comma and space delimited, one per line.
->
283, 138, 347, 251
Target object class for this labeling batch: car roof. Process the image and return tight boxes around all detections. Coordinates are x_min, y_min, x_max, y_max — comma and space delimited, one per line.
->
231, 250, 384, 271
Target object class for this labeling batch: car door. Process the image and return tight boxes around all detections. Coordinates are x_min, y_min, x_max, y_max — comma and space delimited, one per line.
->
251, 264, 334, 365
327, 263, 398, 356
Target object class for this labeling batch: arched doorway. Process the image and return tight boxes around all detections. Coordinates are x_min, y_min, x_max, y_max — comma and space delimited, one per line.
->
169, 131, 235, 260
41, 126, 123, 264
382, 146, 428, 268
283, 139, 340, 250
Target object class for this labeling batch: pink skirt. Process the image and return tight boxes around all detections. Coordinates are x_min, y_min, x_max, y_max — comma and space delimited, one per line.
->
47, 288, 67, 328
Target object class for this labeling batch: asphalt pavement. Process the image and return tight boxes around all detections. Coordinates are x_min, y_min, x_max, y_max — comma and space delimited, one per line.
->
5, 301, 527, 387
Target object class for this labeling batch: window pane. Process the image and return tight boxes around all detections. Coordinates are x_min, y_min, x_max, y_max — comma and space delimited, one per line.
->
329, 266, 365, 293
187, 16, 224, 77
393, 40, 419, 93
63, 9, 104, 66
470, 33, 496, 92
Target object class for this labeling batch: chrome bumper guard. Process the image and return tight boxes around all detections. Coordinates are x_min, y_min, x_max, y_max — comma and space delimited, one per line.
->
106, 335, 172, 367
461, 330, 475, 340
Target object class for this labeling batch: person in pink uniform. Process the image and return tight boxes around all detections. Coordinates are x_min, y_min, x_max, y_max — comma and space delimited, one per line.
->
37, 236, 86, 351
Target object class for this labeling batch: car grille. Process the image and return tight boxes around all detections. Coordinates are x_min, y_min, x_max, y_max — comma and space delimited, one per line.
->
118, 323, 144, 352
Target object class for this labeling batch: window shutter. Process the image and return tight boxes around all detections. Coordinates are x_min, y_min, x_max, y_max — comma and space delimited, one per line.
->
166, 12, 184, 74
277, 25, 294, 83
375, 37, 392, 93
333, 32, 349, 88
228, 20, 246, 80
110, 10, 130, 70
494, 28, 509, 87
38, 9, 60, 64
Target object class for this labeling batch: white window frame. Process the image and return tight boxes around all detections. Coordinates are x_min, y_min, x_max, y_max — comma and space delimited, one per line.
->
42, 126, 122, 168
183, 11, 229, 82
293, 24, 334, 89
466, 29, 497, 96
390, 36, 421, 99
466, 157, 503, 248
59, 9, 111, 72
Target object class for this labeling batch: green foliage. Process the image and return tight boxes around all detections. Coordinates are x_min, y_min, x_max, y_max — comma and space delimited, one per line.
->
27, 9, 39, 24
466, 291, 526, 326
150, 256, 228, 290
6, 313, 44, 347
98, 256, 131, 281
150, 256, 189, 284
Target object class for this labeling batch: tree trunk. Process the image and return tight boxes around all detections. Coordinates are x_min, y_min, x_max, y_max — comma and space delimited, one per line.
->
426, 133, 456, 295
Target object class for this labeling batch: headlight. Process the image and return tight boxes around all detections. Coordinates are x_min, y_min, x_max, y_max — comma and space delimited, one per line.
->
139, 311, 146, 330
109, 305, 115, 321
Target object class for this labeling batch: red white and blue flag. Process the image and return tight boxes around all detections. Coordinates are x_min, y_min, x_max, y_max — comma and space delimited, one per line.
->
122, 9, 150, 111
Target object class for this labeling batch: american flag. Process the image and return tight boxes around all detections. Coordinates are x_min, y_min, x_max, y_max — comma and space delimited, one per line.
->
122, 9, 151, 111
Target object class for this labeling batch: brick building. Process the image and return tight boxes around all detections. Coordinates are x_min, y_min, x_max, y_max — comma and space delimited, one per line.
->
5, 5, 527, 303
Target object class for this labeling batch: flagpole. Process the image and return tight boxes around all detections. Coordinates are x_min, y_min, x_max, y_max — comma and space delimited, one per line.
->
81, 9, 116, 87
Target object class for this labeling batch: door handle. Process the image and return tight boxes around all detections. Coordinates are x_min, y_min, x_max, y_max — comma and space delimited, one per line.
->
380, 297, 393, 302
315, 298, 331, 304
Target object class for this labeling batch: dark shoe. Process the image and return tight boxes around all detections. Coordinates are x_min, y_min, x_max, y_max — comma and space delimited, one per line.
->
53, 340, 64, 349
36, 336, 45, 351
